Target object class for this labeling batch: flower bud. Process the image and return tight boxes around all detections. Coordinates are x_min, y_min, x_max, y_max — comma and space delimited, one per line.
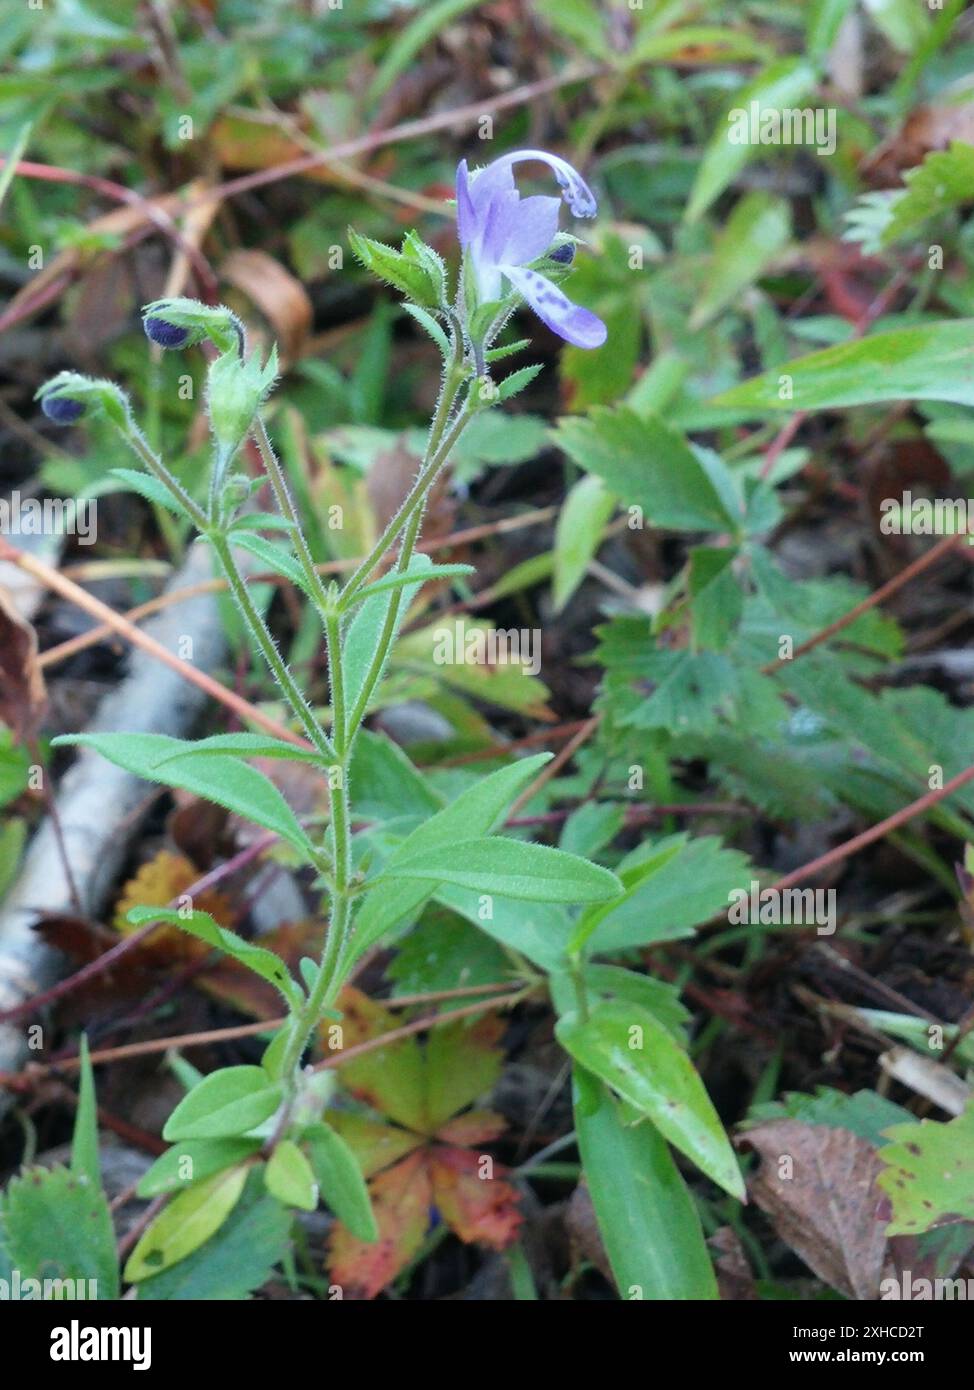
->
549, 243, 575, 265
41, 393, 85, 424
36, 372, 131, 430
206, 345, 278, 463
143, 316, 192, 349
141, 298, 245, 356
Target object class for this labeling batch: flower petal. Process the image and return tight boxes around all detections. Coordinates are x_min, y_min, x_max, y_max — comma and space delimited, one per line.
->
455, 159, 476, 249
499, 195, 560, 267
503, 264, 607, 349
489, 149, 597, 219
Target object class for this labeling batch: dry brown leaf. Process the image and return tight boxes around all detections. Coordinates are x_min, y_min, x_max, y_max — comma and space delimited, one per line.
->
740, 1120, 887, 1299
0, 585, 47, 742
220, 249, 313, 365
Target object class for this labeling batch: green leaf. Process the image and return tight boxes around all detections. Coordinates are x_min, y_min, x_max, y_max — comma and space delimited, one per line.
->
349, 228, 442, 307
690, 193, 791, 329
580, 834, 751, 956
621, 649, 739, 734
70, 1034, 101, 1190
382, 836, 622, 904
137, 1138, 264, 1198
220, 532, 315, 597
714, 320, 974, 414
1, 1165, 119, 1298
573, 1068, 718, 1299
557, 1001, 744, 1198
124, 1163, 250, 1283
264, 1140, 318, 1211
152, 731, 321, 764
107, 467, 189, 517
685, 58, 817, 223
349, 560, 474, 608
368, 0, 484, 99
163, 1067, 282, 1141
401, 302, 450, 356
53, 732, 318, 859
306, 1122, 378, 1241
553, 473, 616, 613
553, 405, 742, 533
497, 364, 543, 401
349, 730, 441, 822
126, 906, 301, 1006
348, 752, 553, 961
688, 546, 743, 650
877, 1103, 974, 1236
136, 1172, 291, 1300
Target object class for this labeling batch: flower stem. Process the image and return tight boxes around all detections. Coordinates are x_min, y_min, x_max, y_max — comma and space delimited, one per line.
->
208, 531, 336, 765
342, 345, 469, 602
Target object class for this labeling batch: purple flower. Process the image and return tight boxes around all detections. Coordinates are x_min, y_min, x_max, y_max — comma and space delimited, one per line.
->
455, 149, 606, 350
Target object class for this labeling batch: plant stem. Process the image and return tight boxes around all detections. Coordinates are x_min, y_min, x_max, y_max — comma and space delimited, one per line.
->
122, 424, 209, 533
251, 414, 336, 618
208, 531, 335, 764
341, 347, 469, 601
342, 390, 476, 733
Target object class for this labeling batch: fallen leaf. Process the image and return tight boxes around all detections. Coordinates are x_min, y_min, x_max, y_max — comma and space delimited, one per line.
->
0, 587, 47, 742
740, 1120, 887, 1299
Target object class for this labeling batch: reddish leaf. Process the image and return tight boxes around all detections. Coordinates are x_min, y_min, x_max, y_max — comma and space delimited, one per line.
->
328, 1151, 431, 1300
428, 1145, 522, 1249
435, 1109, 507, 1147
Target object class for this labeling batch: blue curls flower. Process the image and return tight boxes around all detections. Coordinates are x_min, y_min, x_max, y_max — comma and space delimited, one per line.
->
456, 149, 606, 350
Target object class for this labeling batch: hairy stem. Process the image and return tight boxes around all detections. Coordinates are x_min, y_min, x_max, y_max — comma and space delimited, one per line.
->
208, 531, 335, 764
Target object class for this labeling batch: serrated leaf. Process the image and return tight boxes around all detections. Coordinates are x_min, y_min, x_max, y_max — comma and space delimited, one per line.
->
554, 405, 741, 533
497, 364, 543, 401
349, 228, 441, 307
1, 1166, 119, 1298
878, 1104, 974, 1236
163, 1067, 282, 1141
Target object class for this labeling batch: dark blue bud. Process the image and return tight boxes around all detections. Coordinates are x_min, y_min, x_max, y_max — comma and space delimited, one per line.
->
144, 316, 191, 349
549, 243, 575, 265
41, 394, 85, 425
